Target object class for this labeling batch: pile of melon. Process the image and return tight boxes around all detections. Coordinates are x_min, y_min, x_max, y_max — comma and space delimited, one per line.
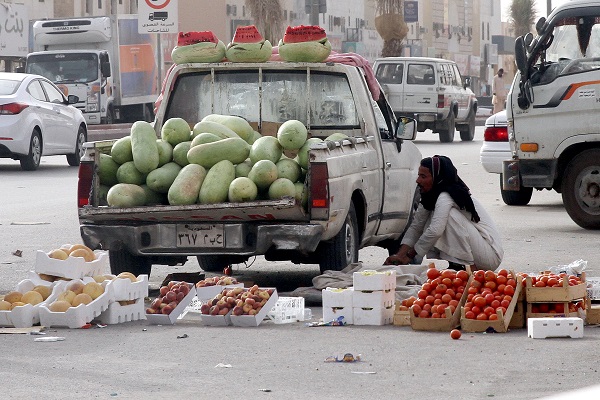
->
98, 115, 347, 208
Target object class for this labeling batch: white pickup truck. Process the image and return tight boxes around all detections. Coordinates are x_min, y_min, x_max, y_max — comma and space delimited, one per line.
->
77, 59, 422, 276
504, 0, 600, 229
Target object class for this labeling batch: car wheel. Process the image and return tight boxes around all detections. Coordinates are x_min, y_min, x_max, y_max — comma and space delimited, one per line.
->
561, 149, 600, 229
459, 110, 476, 141
20, 130, 42, 171
196, 255, 234, 273
439, 111, 455, 143
109, 248, 152, 276
67, 125, 87, 166
318, 203, 360, 273
500, 174, 533, 206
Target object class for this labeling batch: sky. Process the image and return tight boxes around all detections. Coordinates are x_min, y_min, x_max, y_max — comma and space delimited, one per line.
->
500, 0, 569, 21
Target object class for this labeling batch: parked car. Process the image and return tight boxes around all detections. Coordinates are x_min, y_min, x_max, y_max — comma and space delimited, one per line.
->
373, 57, 478, 143
479, 110, 532, 205
0, 72, 87, 170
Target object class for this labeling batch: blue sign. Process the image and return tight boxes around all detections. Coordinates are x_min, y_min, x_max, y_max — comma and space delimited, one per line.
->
404, 1, 418, 23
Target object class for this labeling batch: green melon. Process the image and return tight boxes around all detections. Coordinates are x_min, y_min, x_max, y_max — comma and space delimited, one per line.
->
297, 137, 323, 169
268, 178, 296, 200
192, 120, 239, 140
199, 160, 236, 204
116, 161, 147, 185
187, 137, 250, 168
235, 159, 253, 178
161, 117, 191, 146
131, 121, 159, 174
141, 184, 167, 205
228, 177, 258, 202
248, 159, 278, 190
110, 136, 133, 165
168, 164, 207, 205
277, 120, 308, 150
146, 162, 182, 194
250, 135, 283, 164
276, 158, 301, 182
156, 139, 174, 166
98, 153, 120, 186
201, 114, 254, 142
172, 141, 192, 167
107, 183, 146, 207
190, 132, 222, 147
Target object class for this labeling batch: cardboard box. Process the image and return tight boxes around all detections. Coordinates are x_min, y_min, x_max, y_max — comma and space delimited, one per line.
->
322, 287, 353, 309
353, 270, 396, 291
526, 300, 586, 322
353, 305, 394, 325
393, 301, 411, 326
145, 283, 196, 325
199, 311, 233, 326
230, 288, 279, 327
95, 298, 146, 325
195, 283, 244, 302
352, 289, 394, 309
525, 273, 587, 303
110, 274, 149, 302
34, 250, 109, 280
528, 317, 584, 339
509, 301, 526, 329
586, 303, 600, 325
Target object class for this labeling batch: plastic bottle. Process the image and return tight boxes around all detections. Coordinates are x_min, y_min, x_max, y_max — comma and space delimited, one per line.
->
303, 308, 312, 320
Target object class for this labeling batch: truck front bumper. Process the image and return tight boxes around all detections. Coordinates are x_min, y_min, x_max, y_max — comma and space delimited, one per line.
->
80, 222, 325, 256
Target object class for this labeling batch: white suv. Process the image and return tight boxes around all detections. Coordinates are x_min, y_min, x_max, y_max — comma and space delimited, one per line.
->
373, 57, 477, 143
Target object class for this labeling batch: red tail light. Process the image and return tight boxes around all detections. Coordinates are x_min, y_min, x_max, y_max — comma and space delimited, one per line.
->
78, 161, 94, 208
0, 102, 29, 115
437, 94, 445, 108
309, 162, 329, 209
484, 126, 508, 142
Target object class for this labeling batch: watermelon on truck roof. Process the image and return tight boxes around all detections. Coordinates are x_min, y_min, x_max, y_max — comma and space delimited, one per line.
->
177, 31, 219, 46
232, 25, 265, 44
282, 25, 327, 44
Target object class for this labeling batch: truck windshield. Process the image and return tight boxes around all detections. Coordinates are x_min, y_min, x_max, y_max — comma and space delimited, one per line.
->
26, 53, 98, 84
165, 69, 359, 130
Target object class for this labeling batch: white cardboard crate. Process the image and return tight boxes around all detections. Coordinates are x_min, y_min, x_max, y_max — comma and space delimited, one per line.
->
352, 270, 396, 291
230, 289, 279, 327
353, 305, 394, 326
95, 298, 146, 325
195, 283, 244, 302
322, 287, 353, 309
323, 305, 353, 325
352, 289, 395, 308
199, 311, 233, 326
110, 274, 149, 301
34, 250, 109, 280
528, 317, 584, 339
145, 283, 196, 325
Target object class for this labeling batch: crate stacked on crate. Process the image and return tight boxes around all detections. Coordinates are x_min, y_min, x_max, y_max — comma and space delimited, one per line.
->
95, 274, 149, 325
524, 271, 587, 326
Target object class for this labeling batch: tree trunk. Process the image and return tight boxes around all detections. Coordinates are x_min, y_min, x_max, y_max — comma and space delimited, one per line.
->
381, 38, 404, 57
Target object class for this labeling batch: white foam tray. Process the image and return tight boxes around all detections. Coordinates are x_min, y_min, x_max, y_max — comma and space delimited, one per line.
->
145, 283, 195, 325
0, 280, 65, 328
110, 274, 149, 301
95, 298, 146, 325
34, 250, 109, 280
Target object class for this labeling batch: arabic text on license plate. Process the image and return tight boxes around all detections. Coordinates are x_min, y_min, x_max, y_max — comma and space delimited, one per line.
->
176, 224, 224, 248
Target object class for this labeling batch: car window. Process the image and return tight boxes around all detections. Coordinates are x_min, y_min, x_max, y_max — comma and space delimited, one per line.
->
40, 80, 66, 103
0, 78, 21, 95
407, 63, 435, 85
452, 64, 463, 86
27, 80, 47, 101
375, 63, 403, 84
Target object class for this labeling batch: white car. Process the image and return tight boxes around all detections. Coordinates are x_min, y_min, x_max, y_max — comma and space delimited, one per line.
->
0, 72, 87, 170
479, 109, 532, 205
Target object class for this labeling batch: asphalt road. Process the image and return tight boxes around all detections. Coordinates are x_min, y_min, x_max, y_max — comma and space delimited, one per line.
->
1, 127, 599, 400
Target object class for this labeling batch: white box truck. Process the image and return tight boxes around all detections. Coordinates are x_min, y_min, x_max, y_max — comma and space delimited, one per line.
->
24, 15, 175, 125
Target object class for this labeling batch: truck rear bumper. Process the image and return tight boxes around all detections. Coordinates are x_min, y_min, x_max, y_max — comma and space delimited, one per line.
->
80, 223, 325, 256
502, 158, 556, 189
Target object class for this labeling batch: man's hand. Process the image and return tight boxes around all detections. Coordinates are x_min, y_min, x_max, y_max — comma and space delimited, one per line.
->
383, 254, 411, 265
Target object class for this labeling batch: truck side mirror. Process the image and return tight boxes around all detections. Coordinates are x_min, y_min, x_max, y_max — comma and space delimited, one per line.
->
101, 61, 111, 78
396, 117, 417, 141
515, 35, 527, 79
535, 17, 546, 36
15, 66, 24, 73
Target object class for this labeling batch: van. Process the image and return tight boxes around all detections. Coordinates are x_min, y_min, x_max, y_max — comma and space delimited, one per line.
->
373, 57, 477, 142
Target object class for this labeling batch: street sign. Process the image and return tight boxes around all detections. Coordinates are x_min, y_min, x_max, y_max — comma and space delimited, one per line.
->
0, 3, 29, 57
138, 0, 178, 34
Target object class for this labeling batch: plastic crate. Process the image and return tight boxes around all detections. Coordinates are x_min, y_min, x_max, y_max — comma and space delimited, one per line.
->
266, 296, 305, 324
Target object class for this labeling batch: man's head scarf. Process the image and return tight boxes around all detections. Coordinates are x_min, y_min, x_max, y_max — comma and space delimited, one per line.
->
419, 155, 480, 223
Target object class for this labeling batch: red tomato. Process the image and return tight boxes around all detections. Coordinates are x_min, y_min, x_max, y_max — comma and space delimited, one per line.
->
506, 278, 517, 287
496, 275, 507, 285
497, 283, 506, 293
547, 278, 559, 287
491, 299, 501, 309
554, 304, 565, 313
438, 304, 448, 315
468, 286, 478, 295
484, 293, 495, 304
457, 270, 469, 281
476, 313, 488, 320
435, 284, 448, 294
452, 278, 464, 287
500, 299, 510, 308
484, 270, 496, 281
442, 277, 453, 287
484, 281, 497, 290
474, 270, 485, 282
450, 329, 461, 339
425, 295, 435, 305
449, 300, 459, 308
431, 305, 439, 314
441, 294, 453, 303
423, 303, 432, 312
504, 285, 515, 296
488, 314, 499, 320
431, 312, 441, 319
445, 288, 456, 298
441, 269, 456, 279
422, 283, 433, 293
535, 281, 546, 287
473, 296, 486, 308
497, 269, 509, 277
414, 299, 426, 308
484, 306, 495, 316
427, 268, 440, 280
412, 304, 422, 316
418, 310, 430, 318
465, 310, 475, 319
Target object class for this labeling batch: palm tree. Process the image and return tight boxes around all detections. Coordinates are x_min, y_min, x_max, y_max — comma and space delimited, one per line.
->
509, 0, 538, 38
245, 0, 284, 44
375, 0, 408, 57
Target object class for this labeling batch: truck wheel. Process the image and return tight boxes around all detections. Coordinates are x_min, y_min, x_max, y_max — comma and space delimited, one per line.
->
459, 110, 476, 141
66, 125, 87, 166
562, 150, 600, 229
500, 174, 532, 206
20, 130, 42, 171
438, 111, 455, 143
318, 203, 359, 273
196, 255, 231, 273
109, 248, 152, 276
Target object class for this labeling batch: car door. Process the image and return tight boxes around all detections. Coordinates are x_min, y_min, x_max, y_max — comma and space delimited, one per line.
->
451, 63, 469, 120
403, 61, 436, 116
40, 79, 77, 152
26, 79, 56, 154
374, 61, 404, 115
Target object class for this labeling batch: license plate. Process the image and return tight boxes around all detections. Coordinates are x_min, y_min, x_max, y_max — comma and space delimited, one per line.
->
176, 224, 224, 248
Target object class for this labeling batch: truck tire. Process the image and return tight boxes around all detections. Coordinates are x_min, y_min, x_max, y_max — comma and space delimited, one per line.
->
109, 248, 152, 276
196, 255, 231, 273
438, 111, 455, 143
459, 110, 476, 141
500, 174, 533, 206
66, 125, 87, 166
562, 150, 600, 229
318, 203, 359, 273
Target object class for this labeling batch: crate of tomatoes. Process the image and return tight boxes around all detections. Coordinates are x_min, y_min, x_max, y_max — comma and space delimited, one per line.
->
524, 271, 586, 302
405, 265, 470, 331
460, 269, 522, 333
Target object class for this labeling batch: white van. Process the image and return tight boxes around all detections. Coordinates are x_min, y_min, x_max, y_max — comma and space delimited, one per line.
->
373, 57, 478, 142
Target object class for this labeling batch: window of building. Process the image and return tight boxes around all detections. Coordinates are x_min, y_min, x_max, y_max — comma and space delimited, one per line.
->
98, 0, 102, 9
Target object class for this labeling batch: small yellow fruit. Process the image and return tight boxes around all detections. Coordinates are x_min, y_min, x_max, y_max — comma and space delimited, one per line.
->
4, 291, 22, 304
83, 282, 104, 300
116, 272, 137, 282
10, 302, 27, 310
33, 285, 52, 301
21, 291, 44, 306
69, 248, 95, 262
57, 290, 77, 305
49, 300, 72, 312
48, 249, 69, 260
92, 275, 107, 284
0, 300, 11, 310
68, 244, 96, 261
66, 281, 85, 295
72, 293, 93, 307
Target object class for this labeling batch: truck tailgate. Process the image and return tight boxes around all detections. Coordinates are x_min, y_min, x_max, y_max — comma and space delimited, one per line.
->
79, 197, 308, 224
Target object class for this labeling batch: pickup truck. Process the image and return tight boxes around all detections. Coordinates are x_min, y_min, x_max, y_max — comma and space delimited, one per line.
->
503, 0, 600, 229
77, 58, 422, 276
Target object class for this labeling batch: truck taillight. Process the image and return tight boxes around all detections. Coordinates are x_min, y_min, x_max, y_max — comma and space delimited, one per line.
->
78, 161, 94, 208
309, 162, 329, 209
484, 126, 508, 142
437, 94, 445, 108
